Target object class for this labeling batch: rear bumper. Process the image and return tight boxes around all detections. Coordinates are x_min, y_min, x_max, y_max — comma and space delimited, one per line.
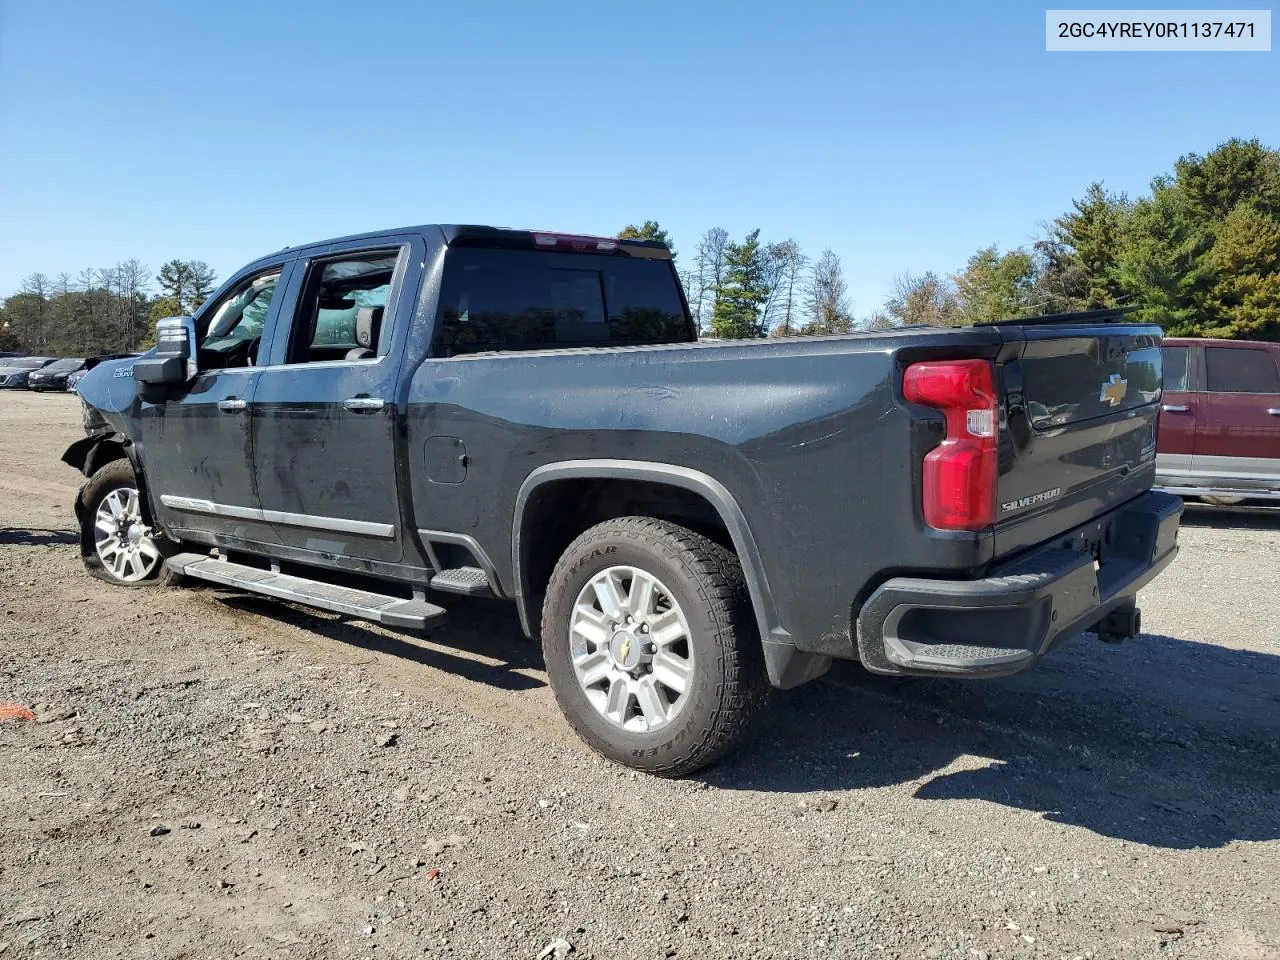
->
855, 490, 1182, 678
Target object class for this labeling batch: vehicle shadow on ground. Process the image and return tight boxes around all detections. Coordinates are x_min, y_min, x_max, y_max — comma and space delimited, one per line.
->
210, 591, 546, 691
706, 632, 1280, 850
0, 527, 78, 547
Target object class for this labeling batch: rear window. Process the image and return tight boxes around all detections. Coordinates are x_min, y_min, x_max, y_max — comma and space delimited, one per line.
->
45, 359, 84, 372
1205, 347, 1280, 394
434, 248, 690, 355
1161, 346, 1190, 392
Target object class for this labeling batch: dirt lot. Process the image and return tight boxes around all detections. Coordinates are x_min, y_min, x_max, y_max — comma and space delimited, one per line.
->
0, 390, 1277, 960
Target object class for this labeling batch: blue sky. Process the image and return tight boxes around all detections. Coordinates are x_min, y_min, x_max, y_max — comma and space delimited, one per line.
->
1, 0, 1275, 315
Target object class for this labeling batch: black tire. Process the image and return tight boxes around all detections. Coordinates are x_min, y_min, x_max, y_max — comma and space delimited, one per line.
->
78, 459, 182, 588
1199, 495, 1246, 507
541, 517, 768, 777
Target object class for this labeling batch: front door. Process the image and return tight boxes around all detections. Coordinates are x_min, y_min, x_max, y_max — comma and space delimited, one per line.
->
251, 240, 423, 565
142, 263, 294, 544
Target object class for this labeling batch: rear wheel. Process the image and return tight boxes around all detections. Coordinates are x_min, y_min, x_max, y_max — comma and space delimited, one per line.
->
541, 517, 767, 777
78, 459, 180, 588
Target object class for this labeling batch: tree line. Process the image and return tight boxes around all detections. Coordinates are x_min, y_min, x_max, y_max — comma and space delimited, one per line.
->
4, 137, 1275, 357
0, 260, 216, 356
623, 137, 1280, 341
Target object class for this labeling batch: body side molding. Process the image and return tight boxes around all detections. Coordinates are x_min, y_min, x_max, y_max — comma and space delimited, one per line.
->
159, 495, 396, 538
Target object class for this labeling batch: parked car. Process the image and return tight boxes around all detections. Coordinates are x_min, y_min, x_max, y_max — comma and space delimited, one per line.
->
0, 357, 55, 389
1155, 338, 1280, 504
28, 358, 86, 392
66, 354, 141, 393
64, 225, 1181, 775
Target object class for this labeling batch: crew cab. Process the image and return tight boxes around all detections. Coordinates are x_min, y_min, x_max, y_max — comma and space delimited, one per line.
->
64, 224, 1181, 775
1156, 337, 1280, 504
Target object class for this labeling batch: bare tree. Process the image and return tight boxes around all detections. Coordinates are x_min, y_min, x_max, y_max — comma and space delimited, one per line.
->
803, 249, 853, 334
115, 259, 151, 350
14, 273, 53, 352
755, 241, 793, 334
767, 241, 807, 336
691, 227, 729, 334
883, 271, 961, 327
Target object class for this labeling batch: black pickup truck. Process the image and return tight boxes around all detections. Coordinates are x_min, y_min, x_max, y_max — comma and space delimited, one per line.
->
65, 224, 1181, 775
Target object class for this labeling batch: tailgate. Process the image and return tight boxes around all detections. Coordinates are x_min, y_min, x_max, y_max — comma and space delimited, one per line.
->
992, 319, 1163, 558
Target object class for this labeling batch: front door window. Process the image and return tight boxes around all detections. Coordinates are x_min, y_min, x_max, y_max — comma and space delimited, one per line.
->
199, 270, 282, 369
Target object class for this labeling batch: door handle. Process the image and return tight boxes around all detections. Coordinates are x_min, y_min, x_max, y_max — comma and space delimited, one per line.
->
217, 398, 248, 412
343, 396, 385, 412
1268, 408, 1280, 416
1161, 404, 1190, 413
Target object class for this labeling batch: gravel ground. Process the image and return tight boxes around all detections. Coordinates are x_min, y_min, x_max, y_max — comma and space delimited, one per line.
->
1, 391, 1277, 960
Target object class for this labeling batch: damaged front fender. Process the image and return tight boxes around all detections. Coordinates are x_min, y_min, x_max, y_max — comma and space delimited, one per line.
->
61, 433, 130, 478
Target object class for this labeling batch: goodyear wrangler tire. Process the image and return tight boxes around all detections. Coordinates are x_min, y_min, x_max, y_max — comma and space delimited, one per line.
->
541, 516, 767, 776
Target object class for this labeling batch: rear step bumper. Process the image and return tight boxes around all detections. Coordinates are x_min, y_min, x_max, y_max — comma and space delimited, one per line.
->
855, 490, 1182, 678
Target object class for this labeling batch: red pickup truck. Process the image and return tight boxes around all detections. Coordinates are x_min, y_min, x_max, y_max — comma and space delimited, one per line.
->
1156, 338, 1280, 504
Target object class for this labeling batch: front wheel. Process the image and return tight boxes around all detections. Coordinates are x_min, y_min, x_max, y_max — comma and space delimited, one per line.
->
541, 517, 767, 777
78, 459, 180, 588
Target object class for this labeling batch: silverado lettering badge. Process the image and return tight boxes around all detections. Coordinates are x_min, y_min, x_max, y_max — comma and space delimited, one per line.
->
1099, 373, 1127, 407
1001, 487, 1062, 513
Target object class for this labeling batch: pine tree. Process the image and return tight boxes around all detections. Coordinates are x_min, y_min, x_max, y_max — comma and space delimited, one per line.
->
157, 260, 193, 313
187, 261, 218, 311
710, 229, 768, 339
157, 260, 217, 314
1048, 183, 1129, 308
617, 221, 674, 256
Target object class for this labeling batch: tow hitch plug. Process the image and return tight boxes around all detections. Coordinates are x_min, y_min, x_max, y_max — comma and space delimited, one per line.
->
1095, 603, 1142, 644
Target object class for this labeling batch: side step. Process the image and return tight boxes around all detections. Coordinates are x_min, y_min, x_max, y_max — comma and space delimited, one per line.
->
883, 636, 1036, 675
168, 553, 447, 629
429, 566, 493, 596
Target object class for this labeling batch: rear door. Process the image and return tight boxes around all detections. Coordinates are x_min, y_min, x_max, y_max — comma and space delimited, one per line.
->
250, 236, 425, 565
1155, 342, 1201, 482
1199, 343, 1280, 484
990, 320, 1164, 556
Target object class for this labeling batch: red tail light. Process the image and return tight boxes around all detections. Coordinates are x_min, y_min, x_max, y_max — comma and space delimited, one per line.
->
902, 359, 998, 531
533, 233, 619, 252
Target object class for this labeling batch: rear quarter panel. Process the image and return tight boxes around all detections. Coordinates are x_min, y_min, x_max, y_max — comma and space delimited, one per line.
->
403, 330, 1004, 655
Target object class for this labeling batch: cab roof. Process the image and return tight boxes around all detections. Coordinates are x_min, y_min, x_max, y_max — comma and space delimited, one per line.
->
263, 224, 672, 262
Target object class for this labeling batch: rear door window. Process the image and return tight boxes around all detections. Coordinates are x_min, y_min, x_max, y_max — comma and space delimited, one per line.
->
1204, 347, 1280, 394
1161, 346, 1190, 392
286, 251, 402, 363
434, 248, 690, 354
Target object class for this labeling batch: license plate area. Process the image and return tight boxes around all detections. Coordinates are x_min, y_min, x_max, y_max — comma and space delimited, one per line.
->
1058, 514, 1119, 567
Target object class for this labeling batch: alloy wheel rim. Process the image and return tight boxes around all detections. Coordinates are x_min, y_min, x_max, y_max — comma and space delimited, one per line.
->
568, 565, 695, 733
94, 487, 161, 582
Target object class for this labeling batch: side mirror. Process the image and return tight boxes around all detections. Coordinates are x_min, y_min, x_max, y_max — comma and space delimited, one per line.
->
135, 316, 198, 386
